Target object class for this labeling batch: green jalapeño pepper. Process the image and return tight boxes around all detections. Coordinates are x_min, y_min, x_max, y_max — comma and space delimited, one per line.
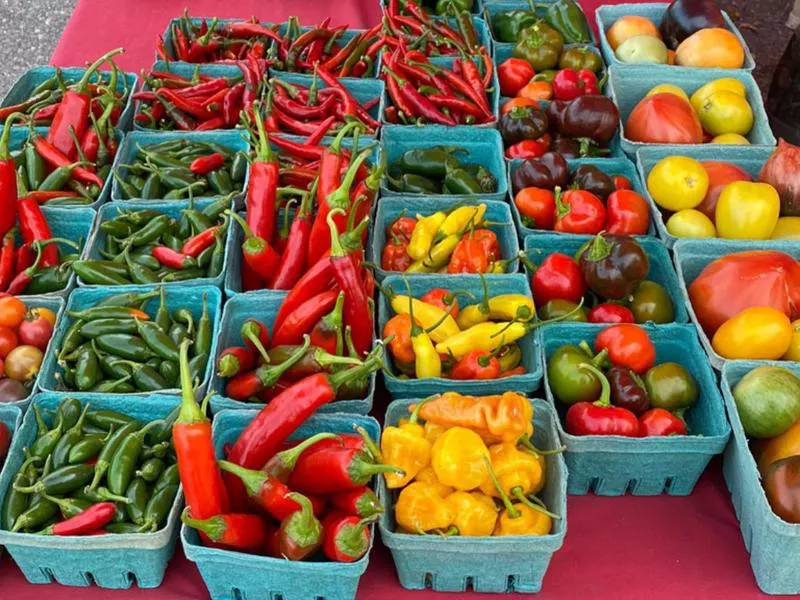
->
398, 147, 463, 178
512, 22, 564, 71
462, 164, 498, 194
540, 0, 591, 43
387, 173, 441, 194
559, 46, 603, 72
644, 363, 698, 413
492, 10, 537, 43
107, 420, 164, 495
547, 344, 608, 405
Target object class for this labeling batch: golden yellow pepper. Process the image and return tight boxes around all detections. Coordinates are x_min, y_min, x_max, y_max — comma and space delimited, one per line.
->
408, 211, 447, 260
406, 234, 460, 272
437, 204, 487, 238
395, 482, 455, 533
381, 400, 432, 489
416, 392, 534, 443
406, 292, 441, 379
415, 465, 439, 484
458, 296, 535, 329
431, 427, 490, 491
479, 442, 543, 500
389, 296, 460, 343
444, 491, 498, 536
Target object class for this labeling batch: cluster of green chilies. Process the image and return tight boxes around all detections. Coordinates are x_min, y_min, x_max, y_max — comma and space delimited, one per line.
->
54, 288, 211, 393
73, 199, 228, 285
2, 396, 179, 535
113, 139, 247, 201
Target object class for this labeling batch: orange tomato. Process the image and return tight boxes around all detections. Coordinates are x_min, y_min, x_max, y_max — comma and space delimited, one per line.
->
0, 296, 26, 329
625, 93, 703, 144
28, 307, 57, 328
675, 28, 745, 69
518, 81, 553, 102
607, 16, 660, 50
501, 97, 537, 115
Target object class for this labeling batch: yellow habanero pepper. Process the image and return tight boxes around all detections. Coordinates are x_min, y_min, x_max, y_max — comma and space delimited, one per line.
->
389, 296, 460, 343
438, 204, 487, 238
711, 306, 793, 360
715, 181, 780, 240
406, 291, 441, 379
485, 457, 559, 536
431, 427, 490, 491
444, 491, 498, 536
424, 421, 446, 445
415, 465, 439, 484
417, 392, 534, 443
408, 211, 447, 260
479, 443, 544, 500
381, 400, 432, 489
395, 482, 455, 533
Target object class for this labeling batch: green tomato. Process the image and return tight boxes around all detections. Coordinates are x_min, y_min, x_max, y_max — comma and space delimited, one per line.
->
614, 35, 669, 65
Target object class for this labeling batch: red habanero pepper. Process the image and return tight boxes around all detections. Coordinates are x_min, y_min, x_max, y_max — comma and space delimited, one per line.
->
566, 364, 640, 436
152, 246, 195, 270
310, 292, 345, 355
272, 290, 340, 347
329, 487, 383, 519
638, 408, 687, 437
246, 105, 279, 242
39, 502, 116, 536
227, 211, 281, 282
327, 210, 372, 357
587, 304, 635, 324
448, 236, 489, 274
450, 347, 504, 380
322, 512, 374, 563
216, 346, 257, 378
240, 318, 271, 363
17, 197, 60, 267
382, 236, 412, 272
553, 187, 606, 235
420, 288, 461, 318
47, 48, 123, 159
0, 230, 15, 291
173, 341, 230, 523
528, 252, 586, 307
32, 135, 104, 189
278, 493, 324, 560
224, 338, 312, 401
181, 508, 268, 553
0, 114, 24, 238
181, 224, 222, 258
268, 186, 314, 290
189, 153, 225, 175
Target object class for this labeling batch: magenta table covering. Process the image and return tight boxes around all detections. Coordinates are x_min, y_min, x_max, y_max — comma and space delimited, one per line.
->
0, 1, 778, 598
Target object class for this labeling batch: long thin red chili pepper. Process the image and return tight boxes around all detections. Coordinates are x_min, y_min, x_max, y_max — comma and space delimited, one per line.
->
17, 197, 59, 267
0, 230, 15, 292
182, 225, 221, 257
43, 503, 116, 536
0, 114, 23, 238
272, 290, 340, 347
32, 135, 104, 188
304, 115, 337, 146
272, 258, 334, 333
382, 65, 455, 125
152, 246, 194, 269
268, 180, 314, 290
190, 153, 225, 175
246, 104, 279, 242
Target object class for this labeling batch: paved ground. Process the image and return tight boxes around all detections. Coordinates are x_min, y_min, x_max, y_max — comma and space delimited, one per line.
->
0, 0, 77, 95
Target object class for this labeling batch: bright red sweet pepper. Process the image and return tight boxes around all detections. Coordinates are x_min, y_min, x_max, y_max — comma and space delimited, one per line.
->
638, 408, 687, 437
497, 58, 535, 97
605, 190, 650, 236
505, 138, 548, 160
566, 364, 640, 436
588, 304, 636, 324
552, 69, 600, 101
529, 252, 586, 307
594, 324, 655, 374
554, 187, 606, 235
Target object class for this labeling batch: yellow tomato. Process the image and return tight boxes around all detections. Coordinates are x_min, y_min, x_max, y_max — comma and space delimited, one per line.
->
690, 78, 747, 114
715, 181, 780, 240
712, 307, 792, 360
647, 156, 709, 211
666, 209, 716, 238
696, 91, 754, 136
29, 307, 57, 327
712, 133, 750, 144
646, 84, 689, 101
783, 320, 800, 362
771, 217, 800, 240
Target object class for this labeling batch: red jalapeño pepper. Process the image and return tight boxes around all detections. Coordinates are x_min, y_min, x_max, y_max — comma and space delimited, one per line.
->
329, 487, 383, 519
224, 337, 312, 401
565, 364, 640, 436
272, 290, 340, 347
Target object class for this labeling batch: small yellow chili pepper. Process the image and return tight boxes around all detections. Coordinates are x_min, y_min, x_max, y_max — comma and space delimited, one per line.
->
395, 482, 455, 533
497, 344, 523, 372
381, 399, 432, 489
408, 211, 447, 260
415, 465, 439, 484
407, 233, 461, 272
437, 204, 487, 238
389, 296, 460, 343
458, 296, 536, 329
444, 491, 498, 536
431, 427, 490, 491
479, 443, 543, 499
406, 288, 441, 379
416, 392, 534, 443
424, 421, 446, 445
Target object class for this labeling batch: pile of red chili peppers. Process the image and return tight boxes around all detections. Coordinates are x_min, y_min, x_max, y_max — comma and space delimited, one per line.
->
383, 0, 483, 56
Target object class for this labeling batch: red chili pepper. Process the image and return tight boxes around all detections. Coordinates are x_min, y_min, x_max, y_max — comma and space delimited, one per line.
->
272, 259, 335, 334
181, 508, 268, 553
32, 135, 104, 189
17, 197, 59, 267
274, 93, 337, 121
382, 65, 455, 126
554, 187, 607, 235
246, 105, 279, 242
588, 304, 636, 324
14, 243, 34, 275
172, 24, 190, 60
460, 58, 493, 118
329, 486, 383, 519
292, 434, 366, 457
272, 290, 340, 347
181, 225, 221, 258
381, 237, 412, 272
552, 69, 600, 101
505, 139, 548, 160
190, 152, 225, 175
222, 21, 284, 43
196, 116, 226, 131
638, 408, 687, 437
33, 103, 60, 122
565, 364, 640, 437
317, 66, 380, 129
224, 339, 313, 401
527, 252, 587, 308
0, 230, 15, 292
277, 493, 323, 560
152, 246, 194, 270
304, 115, 337, 146
47, 48, 122, 159
594, 324, 656, 374
322, 512, 373, 563
450, 347, 504, 380
222, 83, 245, 127
240, 318, 271, 362
156, 88, 209, 120
0, 114, 23, 238
310, 292, 345, 355
228, 211, 281, 282
173, 342, 230, 528
605, 190, 650, 236
40, 502, 116, 536
216, 346, 256, 378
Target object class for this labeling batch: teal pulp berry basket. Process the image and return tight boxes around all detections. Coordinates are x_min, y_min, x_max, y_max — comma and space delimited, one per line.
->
9, 127, 122, 211
0, 392, 183, 588
508, 155, 650, 239
208, 292, 375, 415
522, 233, 688, 324
0, 403, 23, 559
1, 66, 137, 131
370, 197, 519, 282
381, 125, 508, 203
379, 397, 567, 593
182, 409, 380, 600
596, 3, 755, 72
110, 130, 250, 203
720, 361, 800, 595
79, 198, 233, 289
672, 239, 800, 371
635, 145, 776, 249
541, 323, 730, 495
377, 273, 543, 398
608, 65, 776, 158
38, 285, 222, 397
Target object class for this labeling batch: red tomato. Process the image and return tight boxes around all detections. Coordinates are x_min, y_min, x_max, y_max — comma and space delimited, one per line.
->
0, 297, 26, 329
588, 304, 636, 324
606, 190, 650, 235
554, 189, 606, 234
515, 187, 556, 230
17, 313, 54, 352
625, 93, 703, 145
613, 175, 632, 190
695, 161, 753, 220
595, 324, 656, 374
421, 288, 460, 318
530, 253, 586, 307
0, 326, 18, 359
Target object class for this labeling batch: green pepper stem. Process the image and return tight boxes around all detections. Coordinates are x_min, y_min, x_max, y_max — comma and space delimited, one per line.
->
327, 208, 347, 258
76, 48, 124, 92
584, 232, 614, 263
512, 489, 561, 520
273, 432, 340, 471
217, 460, 267, 496
354, 425, 383, 463
251, 101, 276, 164
483, 455, 519, 518
518, 435, 566, 456
0, 112, 27, 157
224, 210, 257, 241
181, 507, 225, 542
579, 362, 611, 407
177, 340, 205, 424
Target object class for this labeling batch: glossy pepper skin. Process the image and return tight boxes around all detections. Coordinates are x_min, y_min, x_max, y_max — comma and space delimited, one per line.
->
630, 281, 675, 324
395, 481, 454, 533
479, 442, 544, 499
541, 0, 592, 43
579, 233, 649, 300
763, 456, 800, 524
182, 508, 268, 553
552, 69, 600, 101
556, 95, 619, 143
548, 344, 605, 405
444, 491, 497, 536
559, 47, 602, 71
638, 408, 687, 437
512, 23, 564, 71
381, 400, 432, 489
529, 252, 586, 307
587, 304, 635, 324
499, 106, 549, 146
554, 187, 606, 235
607, 366, 650, 416
565, 364, 640, 436
431, 427, 490, 491
492, 10, 537, 43
571, 165, 615, 200
595, 324, 656, 375
498, 58, 536, 97
511, 152, 569, 196
644, 362, 698, 412
485, 457, 558, 536
606, 190, 650, 236
278, 493, 323, 560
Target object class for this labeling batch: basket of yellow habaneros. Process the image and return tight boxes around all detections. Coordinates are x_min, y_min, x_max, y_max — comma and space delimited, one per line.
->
378, 392, 568, 594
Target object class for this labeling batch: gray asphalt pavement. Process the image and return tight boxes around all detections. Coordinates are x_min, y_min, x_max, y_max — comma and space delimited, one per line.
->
0, 0, 76, 95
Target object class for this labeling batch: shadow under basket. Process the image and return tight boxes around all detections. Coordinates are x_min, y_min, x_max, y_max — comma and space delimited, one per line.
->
379, 397, 567, 594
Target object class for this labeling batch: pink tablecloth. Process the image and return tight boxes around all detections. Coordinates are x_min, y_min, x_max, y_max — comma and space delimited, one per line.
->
1, 1, 775, 599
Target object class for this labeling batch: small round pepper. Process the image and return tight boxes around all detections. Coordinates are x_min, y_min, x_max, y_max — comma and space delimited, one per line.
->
444, 491, 498, 536
644, 362, 698, 413
431, 427, 490, 491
